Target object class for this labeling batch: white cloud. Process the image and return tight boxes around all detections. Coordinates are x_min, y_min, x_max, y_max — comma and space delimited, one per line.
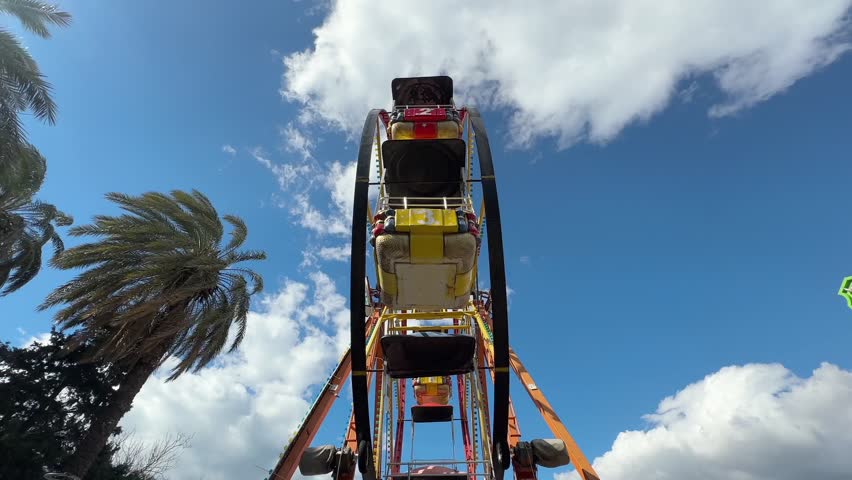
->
558, 362, 852, 480
221, 144, 237, 156
281, 0, 852, 147
251, 146, 315, 194
284, 160, 356, 238
290, 192, 349, 236
318, 244, 351, 262
280, 122, 315, 159
520, 256, 530, 265
300, 244, 350, 268
250, 145, 358, 237
119, 272, 350, 480
21, 331, 52, 348
324, 160, 357, 218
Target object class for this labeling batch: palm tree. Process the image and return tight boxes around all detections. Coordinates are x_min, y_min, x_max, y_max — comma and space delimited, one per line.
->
0, 0, 71, 146
0, 142, 71, 294
41, 190, 267, 478
0, 0, 71, 294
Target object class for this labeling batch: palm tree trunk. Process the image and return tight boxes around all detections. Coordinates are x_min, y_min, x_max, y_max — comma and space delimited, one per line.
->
62, 344, 168, 479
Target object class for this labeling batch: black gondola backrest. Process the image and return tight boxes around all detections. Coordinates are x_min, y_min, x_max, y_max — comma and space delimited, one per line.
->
392, 76, 454, 106
384, 76, 464, 207
382, 139, 466, 201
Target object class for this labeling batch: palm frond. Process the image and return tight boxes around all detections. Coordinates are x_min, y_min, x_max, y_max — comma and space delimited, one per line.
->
0, 0, 71, 38
222, 214, 247, 252
2, 234, 40, 293
0, 28, 58, 123
0, 141, 46, 201
0, 171, 70, 295
43, 189, 267, 380
171, 189, 222, 245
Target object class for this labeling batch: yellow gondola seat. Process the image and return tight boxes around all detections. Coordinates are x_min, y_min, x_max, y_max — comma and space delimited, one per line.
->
374, 208, 478, 310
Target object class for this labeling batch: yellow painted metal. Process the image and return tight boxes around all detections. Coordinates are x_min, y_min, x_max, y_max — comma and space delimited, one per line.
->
473, 312, 495, 360
410, 233, 444, 261
418, 376, 440, 385
442, 210, 459, 231
382, 310, 475, 321
363, 313, 385, 361
396, 209, 458, 233
387, 324, 471, 332
377, 267, 398, 295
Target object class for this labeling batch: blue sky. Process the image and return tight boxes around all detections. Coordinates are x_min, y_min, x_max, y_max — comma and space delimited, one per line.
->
3, 2, 852, 479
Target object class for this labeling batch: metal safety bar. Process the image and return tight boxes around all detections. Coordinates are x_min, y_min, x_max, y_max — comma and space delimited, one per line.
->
385, 460, 494, 480
390, 104, 457, 110
385, 474, 493, 480
387, 325, 472, 333
378, 196, 474, 212
388, 460, 491, 466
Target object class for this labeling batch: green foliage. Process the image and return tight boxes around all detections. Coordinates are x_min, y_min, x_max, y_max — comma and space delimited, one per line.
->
0, 0, 71, 38
0, 0, 70, 142
40, 190, 265, 478
43, 189, 266, 380
0, 142, 72, 294
839, 276, 852, 310
0, 331, 142, 479
0, 0, 71, 295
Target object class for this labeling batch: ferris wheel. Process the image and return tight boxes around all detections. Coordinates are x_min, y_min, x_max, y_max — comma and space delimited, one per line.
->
266, 76, 600, 480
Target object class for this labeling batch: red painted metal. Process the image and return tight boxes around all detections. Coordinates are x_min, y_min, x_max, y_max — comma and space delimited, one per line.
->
458, 375, 475, 476
392, 319, 407, 474
392, 379, 406, 474
403, 107, 448, 122
412, 122, 438, 139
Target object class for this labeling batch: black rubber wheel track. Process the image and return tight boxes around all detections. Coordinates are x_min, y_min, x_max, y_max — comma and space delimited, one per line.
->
350, 109, 380, 480
469, 108, 511, 477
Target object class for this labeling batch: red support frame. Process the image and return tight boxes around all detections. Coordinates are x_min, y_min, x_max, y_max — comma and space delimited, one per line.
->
457, 375, 475, 476
392, 379, 406, 474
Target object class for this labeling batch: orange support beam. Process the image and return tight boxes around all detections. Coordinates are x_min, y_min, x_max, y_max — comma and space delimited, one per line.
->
268, 313, 379, 480
508, 348, 601, 480
267, 350, 353, 480
507, 400, 522, 449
